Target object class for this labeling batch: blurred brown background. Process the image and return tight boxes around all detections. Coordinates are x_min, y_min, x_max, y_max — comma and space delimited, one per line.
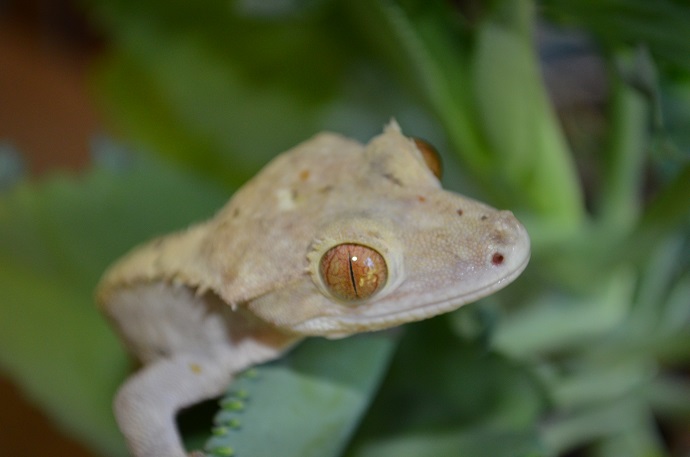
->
1, 1, 102, 455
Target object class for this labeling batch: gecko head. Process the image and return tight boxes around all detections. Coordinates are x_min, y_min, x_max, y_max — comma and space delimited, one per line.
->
246, 124, 530, 337
293, 207, 530, 337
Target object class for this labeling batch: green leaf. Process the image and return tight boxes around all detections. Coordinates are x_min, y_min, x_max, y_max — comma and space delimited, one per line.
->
349, 426, 543, 457
491, 268, 635, 357
347, 318, 547, 457
204, 333, 398, 457
471, 1, 585, 235
346, 0, 490, 181
595, 51, 651, 233
90, 0, 434, 189
348, 0, 585, 240
541, 0, 690, 72
0, 150, 227, 457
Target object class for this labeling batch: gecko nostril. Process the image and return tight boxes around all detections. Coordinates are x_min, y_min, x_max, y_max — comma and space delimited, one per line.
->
491, 252, 505, 266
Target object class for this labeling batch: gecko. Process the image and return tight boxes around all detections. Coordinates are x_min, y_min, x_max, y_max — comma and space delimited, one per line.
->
96, 121, 530, 457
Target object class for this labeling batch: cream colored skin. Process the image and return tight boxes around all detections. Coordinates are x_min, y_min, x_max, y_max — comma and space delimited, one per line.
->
97, 122, 530, 457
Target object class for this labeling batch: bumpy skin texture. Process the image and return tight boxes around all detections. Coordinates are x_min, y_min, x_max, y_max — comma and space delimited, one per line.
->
97, 122, 530, 457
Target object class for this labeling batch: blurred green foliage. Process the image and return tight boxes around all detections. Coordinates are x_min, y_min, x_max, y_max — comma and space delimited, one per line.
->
1, 0, 689, 456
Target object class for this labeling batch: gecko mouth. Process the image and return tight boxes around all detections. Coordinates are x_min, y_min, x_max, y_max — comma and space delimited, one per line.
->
361, 251, 529, 323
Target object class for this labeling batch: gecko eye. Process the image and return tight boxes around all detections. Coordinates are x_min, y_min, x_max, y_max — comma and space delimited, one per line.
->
412, 138, 442, 179
320, 244, 388, 302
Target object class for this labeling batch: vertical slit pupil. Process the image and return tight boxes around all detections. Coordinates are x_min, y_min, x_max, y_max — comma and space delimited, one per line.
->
348, 250, 358, 298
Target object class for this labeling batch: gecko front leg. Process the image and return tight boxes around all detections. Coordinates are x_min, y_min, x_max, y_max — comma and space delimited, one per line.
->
114, 349, 237, 457
102, 283, 300, 456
